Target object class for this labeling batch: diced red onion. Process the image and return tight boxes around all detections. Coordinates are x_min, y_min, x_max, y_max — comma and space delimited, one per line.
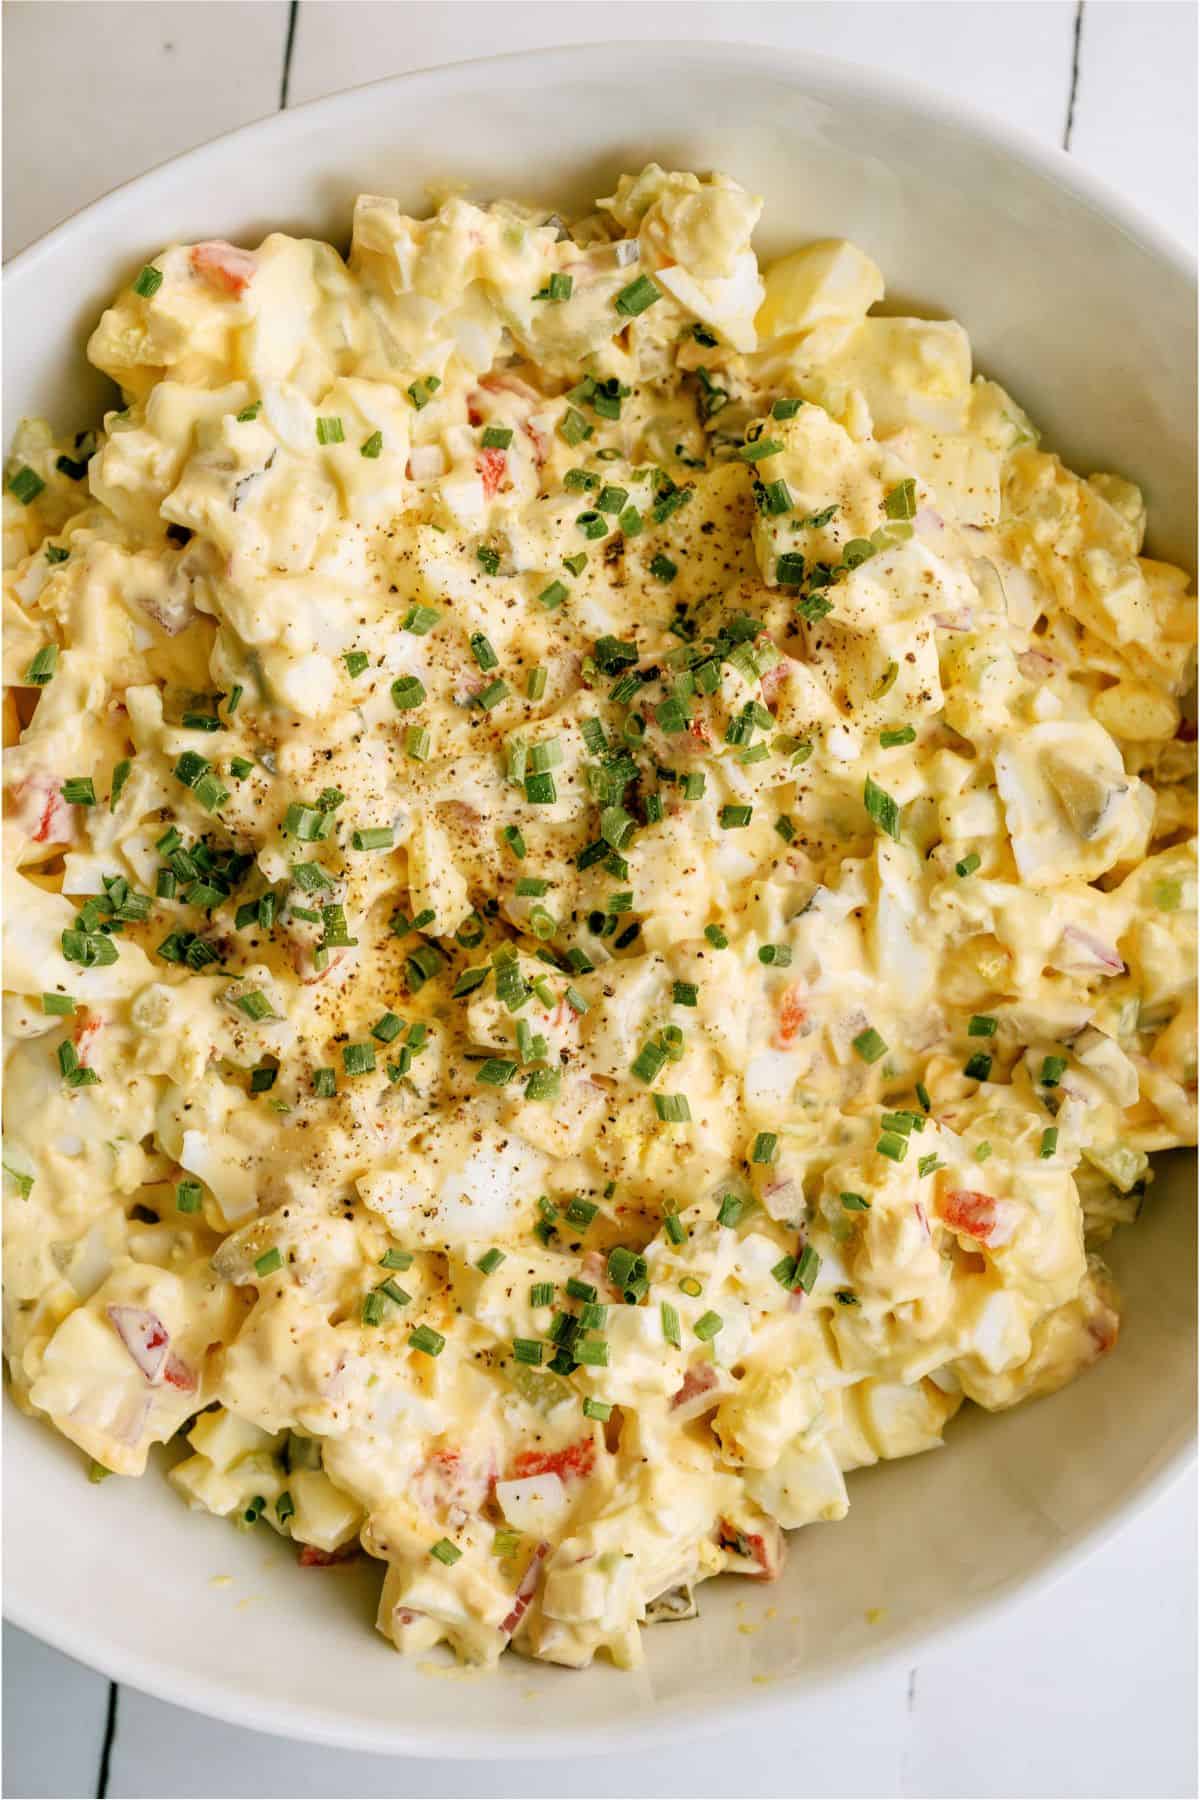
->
669, 1362, 721, 1420
500, 1541, 549, 1638
1056, 925, 1125, 976
107, 1305, 170, 1382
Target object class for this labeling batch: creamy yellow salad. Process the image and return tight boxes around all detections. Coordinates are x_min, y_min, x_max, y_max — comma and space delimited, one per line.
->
3, 165, 1196, 1670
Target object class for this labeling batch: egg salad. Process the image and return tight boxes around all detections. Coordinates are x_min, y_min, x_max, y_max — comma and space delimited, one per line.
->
3, 165, 1195, 1671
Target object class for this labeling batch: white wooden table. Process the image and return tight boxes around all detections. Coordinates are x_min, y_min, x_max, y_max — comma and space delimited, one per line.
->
3, 5, 1196, 1796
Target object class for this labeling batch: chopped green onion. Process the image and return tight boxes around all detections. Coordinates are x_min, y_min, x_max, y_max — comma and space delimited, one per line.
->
513, 1338, 543, 1364
538, 578, 569, 613
968, 1015, 998, 1038
476, 1248, 505, 1275
351, 826, 394, 851
864, 775, 901, 841
956, 852, 981, 878
876, 1131, 908, 1163
737, 437, 784, 463
254, 1247, 283, 1277
176, 1180, 203, 1213
430, 1537, 461, 1565
560, 408, 592, 447
476, 1058, 518, 1086
582, 1396, 612, 1421
360, 431, 383, 458
312, 1067, 337, 1097
694, 1310, 723, 1341
409, 1325, 445, 1357
407, 376, 441, 410
133, 264, 164, 298
315, 416, 345, 445
525, 771, 556, 805
342, 1042, 376, 1077
1040, 1055, 1067, 1086
469, 632, 499, 672
852, 1027, 888, 1064
841, 1192, 870, 1211
631, 1041, 668, 1085
25, 644, 59, 685
884, 479, 917, 520
719, 804, 753, 829
879, 725, 916, 748
8, 466, 45, 505
62, 777, 96, 806
524, 1067, 561, 1101
755, 478, 792, 515
717, 1193, 743, 1228
794, 1244, 820, 1293
234, 990, 275, 1022
964, 1052, 993, 1082
477, 678, 509, 710
398, 610, 442, 645
391, 676, 426, 710
654, 1093, 691, 1123
1040, 1127, 1059, 1158
614, 274, 661, 316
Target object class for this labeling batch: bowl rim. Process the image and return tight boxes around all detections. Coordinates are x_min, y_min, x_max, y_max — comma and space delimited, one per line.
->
5, 36, 1197, 285
4, 35, 1196, 1758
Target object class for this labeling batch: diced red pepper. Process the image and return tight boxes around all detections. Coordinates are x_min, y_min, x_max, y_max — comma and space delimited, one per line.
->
774, 981, 809, 1049
477, 448, 508, 499
189, 241, 257, 296
939, 1189, 1001, 1244
716, 1517, 781, 1579
298, 1542, 359, 1567
510, 1436, 595, 1482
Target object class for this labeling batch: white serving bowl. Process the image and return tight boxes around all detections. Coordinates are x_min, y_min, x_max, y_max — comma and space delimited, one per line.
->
4, 41, 1195, 1758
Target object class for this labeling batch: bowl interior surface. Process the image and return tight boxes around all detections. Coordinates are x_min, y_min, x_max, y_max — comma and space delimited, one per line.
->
3, 42, 1196, 1755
